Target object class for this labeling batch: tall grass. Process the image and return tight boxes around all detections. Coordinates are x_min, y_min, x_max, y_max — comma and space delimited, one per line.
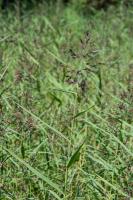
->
0, 2, 133, 200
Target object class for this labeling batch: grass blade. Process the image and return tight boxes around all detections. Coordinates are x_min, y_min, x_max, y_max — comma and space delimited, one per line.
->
4, 148, 64, 197
67, 140, 85, 169
15, 102, 70, 143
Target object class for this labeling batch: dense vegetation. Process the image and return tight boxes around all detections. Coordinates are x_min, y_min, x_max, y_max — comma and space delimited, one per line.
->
1, 0, 132, 10
0, 1, 133, 200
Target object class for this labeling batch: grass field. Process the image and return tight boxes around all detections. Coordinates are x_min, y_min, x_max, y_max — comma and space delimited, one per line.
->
0, 2, 133, 200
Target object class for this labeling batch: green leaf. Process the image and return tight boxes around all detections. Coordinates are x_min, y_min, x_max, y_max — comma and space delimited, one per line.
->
4, 148, 64, 198
73, 105, 95, 119
21, 142, 25, 159
49, 190, 63, 200
67, 141, 85, 169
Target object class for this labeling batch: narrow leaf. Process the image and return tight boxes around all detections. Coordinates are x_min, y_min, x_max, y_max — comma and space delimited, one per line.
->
67, 141, 85, 169
4, 148, 63, 198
